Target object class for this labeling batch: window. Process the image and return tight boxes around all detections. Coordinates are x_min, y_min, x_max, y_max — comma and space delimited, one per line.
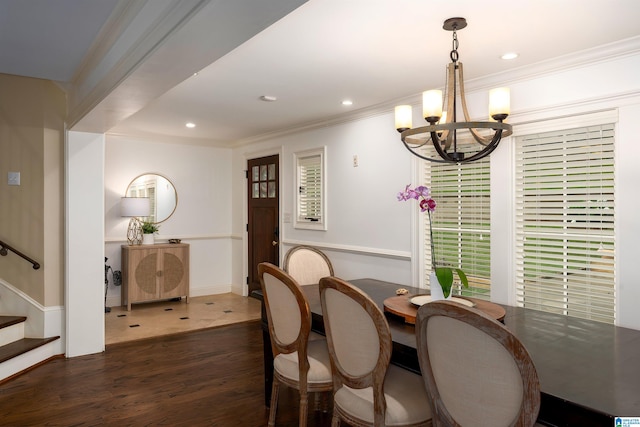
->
515, 123, 615, 324
251, 162, 277, 199
424, 158, 491, 299
294, 147, 326, 230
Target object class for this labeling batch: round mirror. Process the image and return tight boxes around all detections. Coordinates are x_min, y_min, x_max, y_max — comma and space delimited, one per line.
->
125, 173, 177, 224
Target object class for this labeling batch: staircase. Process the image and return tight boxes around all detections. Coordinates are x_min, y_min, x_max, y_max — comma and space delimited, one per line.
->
0, 316, 61, 383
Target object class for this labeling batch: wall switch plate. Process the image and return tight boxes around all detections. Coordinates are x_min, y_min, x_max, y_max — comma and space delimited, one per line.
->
8, 172, 20, 186
283, 213, 292, 223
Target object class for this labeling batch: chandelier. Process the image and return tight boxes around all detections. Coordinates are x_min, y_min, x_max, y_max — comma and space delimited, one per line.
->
395, 17, 512, 163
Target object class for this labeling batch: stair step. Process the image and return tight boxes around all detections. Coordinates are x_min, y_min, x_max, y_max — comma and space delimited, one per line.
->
0, 337, 60, 364
0, 316, 27, 330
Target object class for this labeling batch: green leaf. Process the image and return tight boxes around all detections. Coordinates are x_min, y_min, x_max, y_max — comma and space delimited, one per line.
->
141, 221, 159, 234
456, 268, 469, 288
435, 267, 453, 298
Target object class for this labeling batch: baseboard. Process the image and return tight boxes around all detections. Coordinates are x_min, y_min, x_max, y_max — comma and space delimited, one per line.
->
230, 283, 244, 295
190, 284, 233, 297
106, 284, 237, 307
0, 279, 64, 340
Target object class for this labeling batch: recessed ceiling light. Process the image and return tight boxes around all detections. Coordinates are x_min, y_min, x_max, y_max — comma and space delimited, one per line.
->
342, 100, 353, 106
260, 95, 277, 102
501, 52, 519, 60
192, 72, 199, 77
186, 122, 196, 128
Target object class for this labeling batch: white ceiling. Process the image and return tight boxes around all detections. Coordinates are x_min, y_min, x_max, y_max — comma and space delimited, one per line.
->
2, 0, 640, 145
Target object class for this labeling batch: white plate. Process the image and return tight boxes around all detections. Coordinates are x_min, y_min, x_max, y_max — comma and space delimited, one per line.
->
410, 295, 476, 308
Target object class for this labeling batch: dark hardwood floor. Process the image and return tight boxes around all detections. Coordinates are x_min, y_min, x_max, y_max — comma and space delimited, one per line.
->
0, 321, 334, 426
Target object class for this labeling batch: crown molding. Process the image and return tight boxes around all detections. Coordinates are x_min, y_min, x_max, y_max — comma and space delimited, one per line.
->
233, 36, 640, 147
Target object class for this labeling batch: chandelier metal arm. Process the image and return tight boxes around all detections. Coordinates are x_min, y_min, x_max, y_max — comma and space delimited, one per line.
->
401, 137, 454, 164
402, 121, 512, 139
430, 131, 456, 161
400, 121, 512, 163
401, 130, 502, 163
460, 129, 504, 162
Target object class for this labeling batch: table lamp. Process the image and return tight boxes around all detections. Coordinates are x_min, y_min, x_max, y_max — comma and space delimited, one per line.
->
121, 197, 151, 245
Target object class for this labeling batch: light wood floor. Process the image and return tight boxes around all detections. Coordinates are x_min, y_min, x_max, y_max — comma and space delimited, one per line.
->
105, 293, 262, 345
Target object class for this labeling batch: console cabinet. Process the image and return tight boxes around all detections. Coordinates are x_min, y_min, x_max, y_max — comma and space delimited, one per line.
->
121, 243, 190, 310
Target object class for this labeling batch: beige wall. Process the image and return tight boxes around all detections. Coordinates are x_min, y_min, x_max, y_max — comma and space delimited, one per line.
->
0, 73, 65, 306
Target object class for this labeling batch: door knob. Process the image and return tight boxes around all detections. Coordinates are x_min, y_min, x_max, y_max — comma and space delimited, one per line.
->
272, 241, 278, 246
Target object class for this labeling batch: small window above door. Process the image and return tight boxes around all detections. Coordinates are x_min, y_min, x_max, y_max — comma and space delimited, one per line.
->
251, 162, 277, 199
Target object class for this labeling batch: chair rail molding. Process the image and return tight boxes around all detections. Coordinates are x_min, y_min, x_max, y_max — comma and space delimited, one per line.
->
281, 239, 411, 261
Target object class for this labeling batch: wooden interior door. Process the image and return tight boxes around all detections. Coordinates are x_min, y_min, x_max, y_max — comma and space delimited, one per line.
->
247, 155, 279, 294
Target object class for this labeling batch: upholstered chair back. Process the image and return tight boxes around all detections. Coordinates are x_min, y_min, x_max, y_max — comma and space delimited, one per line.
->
416, 300, 541, 427
284, 245, 334, 286
320, 276, 432, 427
261, 267, 305, 349
258, 262, 333, 427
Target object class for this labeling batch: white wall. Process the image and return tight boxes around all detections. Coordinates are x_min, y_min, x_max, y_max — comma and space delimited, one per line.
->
231, 115, 417, 294
104, 135, 234, 304
232, 40, 640, 329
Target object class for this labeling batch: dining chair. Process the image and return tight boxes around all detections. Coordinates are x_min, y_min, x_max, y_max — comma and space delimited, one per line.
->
258, 262, 334, 427
284, 245, 334, 286
415, 300, 542, 427
319, 276, 432, 427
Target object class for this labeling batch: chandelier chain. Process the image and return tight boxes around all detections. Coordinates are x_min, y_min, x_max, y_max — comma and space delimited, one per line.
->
450, 31, 459, 63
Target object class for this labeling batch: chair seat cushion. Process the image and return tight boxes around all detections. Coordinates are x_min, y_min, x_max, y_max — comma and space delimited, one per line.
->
273, 339, 332, 384
334, 364, 431, 426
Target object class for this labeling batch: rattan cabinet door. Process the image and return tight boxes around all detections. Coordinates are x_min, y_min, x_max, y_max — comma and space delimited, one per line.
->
121, 243, 189, 310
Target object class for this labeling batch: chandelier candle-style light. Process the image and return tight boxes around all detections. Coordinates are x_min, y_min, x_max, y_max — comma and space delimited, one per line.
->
395, 17, 512, 163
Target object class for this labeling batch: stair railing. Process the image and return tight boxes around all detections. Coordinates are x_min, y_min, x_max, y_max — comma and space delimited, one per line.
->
0, 240, 41, 269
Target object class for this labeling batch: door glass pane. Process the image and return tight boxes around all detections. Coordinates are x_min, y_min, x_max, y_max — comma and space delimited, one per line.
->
268, 163, 275, 180
252, 183, 260, 198
252, 166, 259, 182
260, 165, 267, 181
268, 181, 276, 198
260, 182, 267, 198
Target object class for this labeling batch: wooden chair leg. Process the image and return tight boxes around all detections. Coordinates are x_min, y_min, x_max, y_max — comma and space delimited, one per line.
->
268, 378, 280, 427
331, 412, 340, 427
310, 391, 330, 412
299, 389, 308, 427
320, 392, 331, 413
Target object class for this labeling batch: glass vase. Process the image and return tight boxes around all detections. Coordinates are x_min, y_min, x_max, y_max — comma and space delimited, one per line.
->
429, 272, 451, 301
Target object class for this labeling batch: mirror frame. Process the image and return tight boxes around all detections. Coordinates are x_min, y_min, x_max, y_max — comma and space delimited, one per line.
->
125, 173, 178, 224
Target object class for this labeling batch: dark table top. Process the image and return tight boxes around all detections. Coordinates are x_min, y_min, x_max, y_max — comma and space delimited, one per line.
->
300, 278, 640, 421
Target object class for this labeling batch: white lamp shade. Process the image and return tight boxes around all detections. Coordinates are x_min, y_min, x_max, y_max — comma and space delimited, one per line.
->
394, 105, 413, 131
489, 87, 510, 118
121, 197, 151, 217
422, 90, 443, 121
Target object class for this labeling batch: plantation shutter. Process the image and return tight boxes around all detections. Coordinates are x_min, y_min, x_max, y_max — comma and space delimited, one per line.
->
298, 154, 322, 221
424, 157, 491, 299
514, 123, 615, 324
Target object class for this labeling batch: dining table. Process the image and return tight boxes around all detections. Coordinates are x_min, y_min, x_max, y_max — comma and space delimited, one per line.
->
253, 278, 640, 426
